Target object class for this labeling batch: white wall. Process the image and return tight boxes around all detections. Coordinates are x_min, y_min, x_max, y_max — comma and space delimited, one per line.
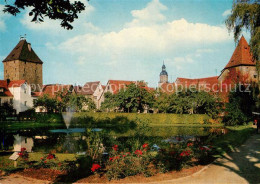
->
9, 83, 34, 114
93, 83, 104, 109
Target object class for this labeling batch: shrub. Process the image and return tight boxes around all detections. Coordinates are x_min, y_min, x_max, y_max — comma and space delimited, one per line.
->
155, 144, 193, 172
106, 144, 153, 180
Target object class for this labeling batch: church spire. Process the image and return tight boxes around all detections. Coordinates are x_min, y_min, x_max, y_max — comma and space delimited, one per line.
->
159, 61, 168, 83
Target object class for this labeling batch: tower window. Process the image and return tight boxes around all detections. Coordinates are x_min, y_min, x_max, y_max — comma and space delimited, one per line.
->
24, 101, 27, 106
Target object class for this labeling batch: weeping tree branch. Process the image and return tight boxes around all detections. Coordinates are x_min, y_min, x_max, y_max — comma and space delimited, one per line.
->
225, 0, 260, 62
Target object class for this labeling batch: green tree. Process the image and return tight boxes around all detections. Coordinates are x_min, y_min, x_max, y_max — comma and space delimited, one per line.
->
3, 0, 85, 30
226, 0, 260, 61
68, 94, 96, 112
224, 84, 257, 125
33, 94, 58, 112
117, 83, 154, 113
101, 92, 119, 112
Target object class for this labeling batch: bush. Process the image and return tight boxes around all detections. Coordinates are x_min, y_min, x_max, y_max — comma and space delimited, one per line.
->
155, 144, 193, 172
106, 144, 153, 180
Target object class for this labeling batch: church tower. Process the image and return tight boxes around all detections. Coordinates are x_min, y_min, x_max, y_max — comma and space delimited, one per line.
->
158, 62, 168, 88
159, 62, 168, 84
2, 38, 43, 91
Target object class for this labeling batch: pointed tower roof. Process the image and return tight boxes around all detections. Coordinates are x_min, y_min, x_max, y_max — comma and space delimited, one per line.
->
2, 39, 43, 64
223, 36, 255, 70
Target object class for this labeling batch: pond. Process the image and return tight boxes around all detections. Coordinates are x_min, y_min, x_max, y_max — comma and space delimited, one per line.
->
0, 121, 224, 154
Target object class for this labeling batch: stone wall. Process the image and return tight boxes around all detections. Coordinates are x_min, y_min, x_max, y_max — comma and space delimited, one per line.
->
4, 60, 43, 90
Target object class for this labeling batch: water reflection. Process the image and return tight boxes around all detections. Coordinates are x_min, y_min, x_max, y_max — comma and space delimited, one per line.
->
0, 124, 224, 154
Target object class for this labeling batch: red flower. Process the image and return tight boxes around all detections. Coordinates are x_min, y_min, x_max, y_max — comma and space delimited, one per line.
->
109, 157, 114, 161
112, 145, 118, 151
187, 143, 193, 147
91, 164, 101, 172
142, 143, 149, 148
40, 157, 43, 160
58, 163, 62, 167
47, 154, 55, 159
44, 161, 47, 163
126, 152, 131, 155
21, 147, 26, 152
123, 155, 126, 157
135, 150, 143, 156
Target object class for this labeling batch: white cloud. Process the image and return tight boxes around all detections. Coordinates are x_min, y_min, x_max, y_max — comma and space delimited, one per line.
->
127, 0, 167, 27
20, 0, 96, 33
53, 0, 232, 85
222, 9, 231, 17
0, 5, 11, 31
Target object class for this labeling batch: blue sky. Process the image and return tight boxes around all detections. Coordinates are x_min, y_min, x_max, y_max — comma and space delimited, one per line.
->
0, 0, 251, 87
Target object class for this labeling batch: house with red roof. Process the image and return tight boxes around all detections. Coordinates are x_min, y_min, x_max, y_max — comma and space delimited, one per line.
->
76, 81, 105, 109
0, 79, 35, 113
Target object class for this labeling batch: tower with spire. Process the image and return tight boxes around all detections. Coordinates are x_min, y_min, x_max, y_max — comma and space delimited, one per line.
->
2, 38, 43, 91
218, 35, 258, 84
159, 61, 168, 86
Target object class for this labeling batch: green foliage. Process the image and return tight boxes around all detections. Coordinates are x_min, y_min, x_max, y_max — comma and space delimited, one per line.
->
211, 125, 255, 156
101, 92, 119, 112
34, 94, 58, 112
223, 85, 257, 126
149, 89, 222, 117
68, 94, 96, 112
106, 144, 153, 180
3, 0, 85, 30
155, 144, 193, 171
101, 83, 155, 113
226, 0, 260, 61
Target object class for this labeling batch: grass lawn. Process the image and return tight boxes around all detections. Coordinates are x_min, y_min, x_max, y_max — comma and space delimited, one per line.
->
211, 124, 255, 157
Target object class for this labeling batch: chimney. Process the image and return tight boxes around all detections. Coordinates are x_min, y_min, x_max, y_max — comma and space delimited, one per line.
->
28, 43, 31, 51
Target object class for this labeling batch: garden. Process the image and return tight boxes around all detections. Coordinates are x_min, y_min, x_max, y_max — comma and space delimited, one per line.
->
0, 112, 255, 183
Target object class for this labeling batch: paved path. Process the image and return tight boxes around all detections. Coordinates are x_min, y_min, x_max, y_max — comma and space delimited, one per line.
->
1, 133, 260, 184
152, 133, 260, 184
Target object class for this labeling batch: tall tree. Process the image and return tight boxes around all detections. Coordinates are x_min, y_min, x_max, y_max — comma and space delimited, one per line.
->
3, 0, 85, 30
226, 0, 260, 61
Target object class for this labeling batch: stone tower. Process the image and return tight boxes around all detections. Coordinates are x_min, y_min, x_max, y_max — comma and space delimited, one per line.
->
159, 62, 168, 84
218, 36, 258, 84
2, 38, 43, 91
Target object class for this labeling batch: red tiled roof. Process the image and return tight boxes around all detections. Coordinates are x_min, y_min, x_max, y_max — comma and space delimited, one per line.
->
107, 80, 135, 94
102, 85, 106, 90
176, 76, 218, 87
32, 92, 42, 97
161, 76, 219, 93
38, 84, 74, 98
8, 80, 26, 88
0, 80, 27, 97
81, 81, 100, 95
3, 39, 43, 64
224, 36, 255, 70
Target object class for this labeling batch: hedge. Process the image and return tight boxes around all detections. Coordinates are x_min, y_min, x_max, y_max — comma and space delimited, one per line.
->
72, 112, 214, 125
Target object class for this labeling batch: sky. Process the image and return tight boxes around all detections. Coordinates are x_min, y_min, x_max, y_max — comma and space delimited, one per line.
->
0, 0, 251, 87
